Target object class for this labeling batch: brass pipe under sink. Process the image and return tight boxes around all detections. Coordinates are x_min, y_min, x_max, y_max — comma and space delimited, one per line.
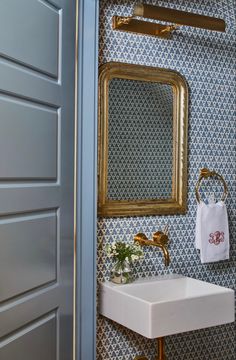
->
157, 337, 166, 360
134, 337, 166, 360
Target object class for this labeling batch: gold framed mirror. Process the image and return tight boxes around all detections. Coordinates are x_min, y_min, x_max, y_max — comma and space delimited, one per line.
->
98, 62, 188, 217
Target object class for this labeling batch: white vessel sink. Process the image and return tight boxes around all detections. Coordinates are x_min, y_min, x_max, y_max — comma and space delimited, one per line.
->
99, 274, 234, 338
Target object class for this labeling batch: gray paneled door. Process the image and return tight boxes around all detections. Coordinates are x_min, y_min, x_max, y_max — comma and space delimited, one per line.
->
0, 1, 76, 359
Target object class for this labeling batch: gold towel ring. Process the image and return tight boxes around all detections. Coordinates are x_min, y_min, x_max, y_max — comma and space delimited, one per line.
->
195, 168, 228, 203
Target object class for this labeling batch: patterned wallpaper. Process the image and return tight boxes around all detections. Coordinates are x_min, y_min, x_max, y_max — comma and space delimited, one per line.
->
97, 1, 236, 359
108, 78, 173, 200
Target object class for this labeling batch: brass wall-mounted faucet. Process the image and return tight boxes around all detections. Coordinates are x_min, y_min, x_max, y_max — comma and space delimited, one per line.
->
134, 226, 170, 266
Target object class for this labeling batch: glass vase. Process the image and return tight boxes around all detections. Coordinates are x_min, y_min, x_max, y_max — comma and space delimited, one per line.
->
110, 260, 134, 284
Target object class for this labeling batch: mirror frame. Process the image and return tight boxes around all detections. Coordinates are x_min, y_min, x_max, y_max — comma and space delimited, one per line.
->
98, 62, 188, 217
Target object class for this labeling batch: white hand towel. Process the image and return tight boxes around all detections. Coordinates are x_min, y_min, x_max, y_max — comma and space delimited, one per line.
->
195, 201, 229, 263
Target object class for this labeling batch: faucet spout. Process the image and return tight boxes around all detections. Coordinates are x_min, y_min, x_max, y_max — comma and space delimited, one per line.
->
152, 242, 170, 266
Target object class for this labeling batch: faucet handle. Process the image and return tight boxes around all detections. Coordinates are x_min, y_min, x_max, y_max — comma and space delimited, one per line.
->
153, 231, 169, 246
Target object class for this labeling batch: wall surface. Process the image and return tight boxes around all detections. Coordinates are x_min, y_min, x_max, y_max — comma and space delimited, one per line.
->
97, 1, 236, 359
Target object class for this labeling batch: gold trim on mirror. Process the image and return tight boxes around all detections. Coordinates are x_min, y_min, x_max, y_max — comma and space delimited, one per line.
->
98, 62, 188, 217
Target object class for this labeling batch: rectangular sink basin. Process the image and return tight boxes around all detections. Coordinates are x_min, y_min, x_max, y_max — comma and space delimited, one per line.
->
99, 274, 234, 338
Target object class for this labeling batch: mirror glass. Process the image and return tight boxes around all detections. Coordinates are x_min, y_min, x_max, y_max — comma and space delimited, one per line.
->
107, 78, 173, 201
98, 62, 188, 217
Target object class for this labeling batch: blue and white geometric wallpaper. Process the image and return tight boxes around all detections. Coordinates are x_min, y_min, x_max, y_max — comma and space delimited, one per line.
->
108, 78, 173, 200
97, 1, 236, 359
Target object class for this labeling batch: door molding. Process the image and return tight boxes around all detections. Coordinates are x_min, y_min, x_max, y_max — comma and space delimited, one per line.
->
75, 0, 99, 359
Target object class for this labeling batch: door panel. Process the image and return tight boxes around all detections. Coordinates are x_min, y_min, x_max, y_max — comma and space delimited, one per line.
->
0, 59, 60, 106
0, 0, 59, 77
0, 0, 76, 359
0, 95, 58, 179
1, 312, 57, 360
0, 211, 57, 302
0, 285, 60, 337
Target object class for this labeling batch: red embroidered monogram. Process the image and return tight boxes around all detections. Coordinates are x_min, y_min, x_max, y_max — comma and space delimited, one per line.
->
209, 231, 224, 245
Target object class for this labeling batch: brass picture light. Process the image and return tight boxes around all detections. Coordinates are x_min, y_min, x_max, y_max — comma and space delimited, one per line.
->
113, 3, 226, 39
